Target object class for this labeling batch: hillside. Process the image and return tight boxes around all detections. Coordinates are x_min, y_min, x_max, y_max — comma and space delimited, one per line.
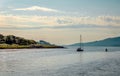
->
0, 34, 36, 45
38, 40, 51, 45
0, 34, 64, 49
71, 36, 120, 46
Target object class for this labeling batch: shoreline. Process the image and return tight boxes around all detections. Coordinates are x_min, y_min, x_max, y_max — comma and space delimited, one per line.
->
0, 44, 65, 49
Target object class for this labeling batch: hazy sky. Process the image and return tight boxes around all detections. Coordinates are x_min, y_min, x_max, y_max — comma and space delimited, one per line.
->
0, 0, 120, 45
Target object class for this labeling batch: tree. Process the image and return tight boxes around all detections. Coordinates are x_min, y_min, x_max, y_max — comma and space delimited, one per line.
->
0, 34, 4, 43
5, 35, 13, 44
0, 34, 37, 45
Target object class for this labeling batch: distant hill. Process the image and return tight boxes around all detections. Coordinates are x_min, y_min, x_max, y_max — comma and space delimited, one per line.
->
38, 40, 51, 45
71, 36, 120, 46
37, 40, 64, 48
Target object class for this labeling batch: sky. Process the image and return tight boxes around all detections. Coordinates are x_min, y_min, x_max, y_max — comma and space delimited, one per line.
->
0, 0, 120, 45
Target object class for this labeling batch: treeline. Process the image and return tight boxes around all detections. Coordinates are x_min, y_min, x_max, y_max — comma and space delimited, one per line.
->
0, 34, 36, 45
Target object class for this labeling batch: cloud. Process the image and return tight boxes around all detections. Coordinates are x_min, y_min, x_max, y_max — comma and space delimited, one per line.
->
0, 14, 120, 30
14, 6, 59, 12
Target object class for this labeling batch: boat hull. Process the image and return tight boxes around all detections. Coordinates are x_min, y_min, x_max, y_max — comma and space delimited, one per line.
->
77, 48, 84, 52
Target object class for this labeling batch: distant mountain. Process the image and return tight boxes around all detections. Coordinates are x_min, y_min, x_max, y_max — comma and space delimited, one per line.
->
71, 36, 120, 46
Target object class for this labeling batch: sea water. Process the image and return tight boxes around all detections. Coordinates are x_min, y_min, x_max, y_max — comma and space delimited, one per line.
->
0, 46, 120, 76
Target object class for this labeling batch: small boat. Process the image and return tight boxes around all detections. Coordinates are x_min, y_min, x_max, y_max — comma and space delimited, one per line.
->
77, 35, 84, 52
77, 47, 84, 51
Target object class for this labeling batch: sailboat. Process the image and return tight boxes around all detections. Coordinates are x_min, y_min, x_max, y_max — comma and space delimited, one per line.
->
77, 35, 84, 52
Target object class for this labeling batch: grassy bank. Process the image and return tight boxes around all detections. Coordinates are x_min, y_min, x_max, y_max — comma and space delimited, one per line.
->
0, 44, 64, 49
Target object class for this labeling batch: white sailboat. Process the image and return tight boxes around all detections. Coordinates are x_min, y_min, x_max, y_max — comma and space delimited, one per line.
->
77, 35, 84, 52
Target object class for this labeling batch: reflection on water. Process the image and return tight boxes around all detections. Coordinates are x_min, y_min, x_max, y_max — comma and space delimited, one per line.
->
0, 46, 120, 76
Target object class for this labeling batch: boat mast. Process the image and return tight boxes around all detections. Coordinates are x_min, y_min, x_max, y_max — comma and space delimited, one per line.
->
80, 35, 82, 48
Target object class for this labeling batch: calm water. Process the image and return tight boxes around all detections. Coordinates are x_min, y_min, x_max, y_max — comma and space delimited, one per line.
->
0, 46, 120, 76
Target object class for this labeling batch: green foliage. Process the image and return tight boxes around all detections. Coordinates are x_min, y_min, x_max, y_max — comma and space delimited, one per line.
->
0, 34, 36, 45
0, 34, 64, 49
0, 34, 5, 44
